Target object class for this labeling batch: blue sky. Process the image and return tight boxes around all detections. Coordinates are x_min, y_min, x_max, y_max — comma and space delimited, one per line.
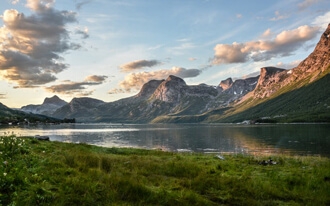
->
0, 0, 329, 107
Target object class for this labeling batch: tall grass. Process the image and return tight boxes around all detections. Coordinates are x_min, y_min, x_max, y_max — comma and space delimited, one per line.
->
0, 135, 329, 205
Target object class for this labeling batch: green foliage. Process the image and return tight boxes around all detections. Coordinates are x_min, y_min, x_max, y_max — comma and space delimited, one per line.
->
0, 136, 329, 205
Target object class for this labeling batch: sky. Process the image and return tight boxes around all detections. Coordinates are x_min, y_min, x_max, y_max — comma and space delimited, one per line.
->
0, 0, 329, 108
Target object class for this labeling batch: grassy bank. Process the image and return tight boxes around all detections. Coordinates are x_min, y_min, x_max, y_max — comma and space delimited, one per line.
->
0, 135, 329, 205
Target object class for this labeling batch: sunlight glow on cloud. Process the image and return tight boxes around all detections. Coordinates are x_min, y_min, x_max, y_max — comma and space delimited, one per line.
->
270, 11, 289, 21
45, 75, 107, 95
0, 93, 6, 99
212, 25, 320, 65
119, 60, 161, 72
112, 67, 202, 93
0, 0, 78, 88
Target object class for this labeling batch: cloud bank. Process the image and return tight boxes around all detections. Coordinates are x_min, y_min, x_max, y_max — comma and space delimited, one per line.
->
46, 75, 107, 95
111, 67, 202, 93
212, 25, 320, 65
119, 59, 161, 72
0, 0, 79, 88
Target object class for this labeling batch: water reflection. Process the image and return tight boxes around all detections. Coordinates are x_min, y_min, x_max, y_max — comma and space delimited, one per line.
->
0, 123, 329, 157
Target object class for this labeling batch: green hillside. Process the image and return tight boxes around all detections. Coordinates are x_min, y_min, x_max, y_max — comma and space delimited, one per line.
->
208, 71, 330, 123
0, 102, 63, 124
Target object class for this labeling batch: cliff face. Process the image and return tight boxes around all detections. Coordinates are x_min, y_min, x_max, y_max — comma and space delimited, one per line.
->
291, 23, 330, 81
151, 75, 187, 103
224, 76, 259, 96
253, 67, 288, 98
218, 78, 233, 91
136, 79, 164, 99
253, 24, 330, 99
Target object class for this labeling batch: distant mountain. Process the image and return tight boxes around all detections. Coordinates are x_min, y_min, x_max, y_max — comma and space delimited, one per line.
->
0, 102, 61, 124
84, 74, 258, 123
52, 97, 105, 122
20, 95, 67, 116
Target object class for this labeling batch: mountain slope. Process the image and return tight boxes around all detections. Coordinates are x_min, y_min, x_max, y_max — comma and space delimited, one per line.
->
204, 24, 330, 123
52, 97, 105, 121
20, 95, 67, 116
92, 74, 258, 123
0, 102, 61, 124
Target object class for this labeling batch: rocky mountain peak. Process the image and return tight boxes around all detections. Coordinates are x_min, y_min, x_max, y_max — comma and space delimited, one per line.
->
291, 23, 330, 79
136, 79, 164, 98
219, 78, 233, 90
253, 67, 287, 98
20, 95, 67, 116
224, 76, 259, 96
43, 95, 67, 106
151, 75, 187, 103
70, 97, 104, 106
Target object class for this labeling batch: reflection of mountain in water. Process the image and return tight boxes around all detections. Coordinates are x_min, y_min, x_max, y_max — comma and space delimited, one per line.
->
224, 124, 330, 156
0, 124, 329, 157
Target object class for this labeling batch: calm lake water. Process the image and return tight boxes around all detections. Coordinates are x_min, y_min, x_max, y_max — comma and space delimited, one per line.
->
1, 123, 329, 157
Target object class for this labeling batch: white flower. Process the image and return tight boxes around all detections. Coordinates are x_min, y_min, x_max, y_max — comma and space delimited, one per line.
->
3, 173, 7, 176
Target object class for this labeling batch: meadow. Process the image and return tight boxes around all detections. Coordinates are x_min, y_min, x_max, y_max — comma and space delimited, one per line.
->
0, 135, 329, 205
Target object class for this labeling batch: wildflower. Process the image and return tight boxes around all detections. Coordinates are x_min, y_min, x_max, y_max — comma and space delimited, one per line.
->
3, 161, 8, 165
3, 173, 7, 176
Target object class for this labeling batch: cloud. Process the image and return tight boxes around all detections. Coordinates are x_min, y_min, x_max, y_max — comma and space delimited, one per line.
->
0, 0, 79, 88
10, 0, 20, 4
0, 93, 6, 99
270, 11, 289, 21
212, 25, 320, 65
45, 75, 107, 95
117, 67, 202, 92
313, 11, 330, 29
75, 0, 93, 11
276, 60, 301, 69
75, 27, 89, 39
167, 39, 196, 55
119, 59, 161, 72
261, 28, 272, 38
236, 14, 242, 19
84, 75, 107, 82
298, 0, 319, 10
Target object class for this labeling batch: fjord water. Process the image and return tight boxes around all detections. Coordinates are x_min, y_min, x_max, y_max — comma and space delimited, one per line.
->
1, 123, 329, 157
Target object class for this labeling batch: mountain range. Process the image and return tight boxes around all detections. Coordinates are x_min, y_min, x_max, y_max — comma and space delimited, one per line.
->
2, 24, 330, 124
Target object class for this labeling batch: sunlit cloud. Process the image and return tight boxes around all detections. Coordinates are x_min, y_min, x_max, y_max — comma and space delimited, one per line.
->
0, 0, 79, 88
119, 59, 161, 72
270, 11, 289, 21
10, 0, 20, 4
313, 11, 330, 29
0, 93, 6, 99
75, 27, 89, 39
45, 75, 107, 95
276, 60, 302, 69
113, 67, 202, 93
212, 25, 320, 65
261, 29, 272, 38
